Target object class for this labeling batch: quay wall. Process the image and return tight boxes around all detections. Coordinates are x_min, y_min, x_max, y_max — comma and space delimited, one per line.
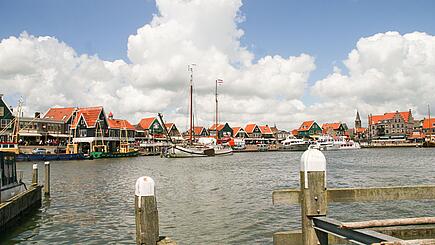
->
0, 186, 42, 232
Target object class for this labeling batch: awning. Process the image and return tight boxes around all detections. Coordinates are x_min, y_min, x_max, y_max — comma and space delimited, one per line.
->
19, 132, 42, 137
49, 134, 71, 138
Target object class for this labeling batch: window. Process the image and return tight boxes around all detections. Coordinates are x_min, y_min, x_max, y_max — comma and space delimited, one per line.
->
79, 129, 87, 137
0, 106, 4, 116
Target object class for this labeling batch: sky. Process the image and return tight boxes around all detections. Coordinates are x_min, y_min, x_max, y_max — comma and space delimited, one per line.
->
1, 0, 435, 130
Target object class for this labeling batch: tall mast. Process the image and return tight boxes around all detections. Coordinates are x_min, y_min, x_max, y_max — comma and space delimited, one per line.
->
429, 104, 432, 141
215, 79, 223, 140
188, 64, 196, 145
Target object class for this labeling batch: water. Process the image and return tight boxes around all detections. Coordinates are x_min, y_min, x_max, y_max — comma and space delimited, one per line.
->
1, 148, 435, 244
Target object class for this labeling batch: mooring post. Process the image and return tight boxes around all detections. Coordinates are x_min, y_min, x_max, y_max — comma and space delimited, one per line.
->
44, 161, 50, 196
135, 176, 159, 245
32, 163, 38, 186
300, 149, 327, 245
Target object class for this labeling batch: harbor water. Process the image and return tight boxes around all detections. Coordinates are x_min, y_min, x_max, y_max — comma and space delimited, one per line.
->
2, 148, 435, 244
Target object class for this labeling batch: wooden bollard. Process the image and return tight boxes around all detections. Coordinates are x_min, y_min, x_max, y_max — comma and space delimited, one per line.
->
32, 163, 38, 186
44, 161, 50, 196
300, 148, 327, 245
135, 176, 159, 245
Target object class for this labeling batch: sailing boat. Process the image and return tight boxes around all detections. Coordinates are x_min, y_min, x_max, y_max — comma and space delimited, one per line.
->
423, 104, 435, 147
211, 79, 233, 156
161, 65, 215, 158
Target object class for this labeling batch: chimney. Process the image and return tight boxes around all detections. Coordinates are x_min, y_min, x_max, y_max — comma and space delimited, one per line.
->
35, 112, 41, 118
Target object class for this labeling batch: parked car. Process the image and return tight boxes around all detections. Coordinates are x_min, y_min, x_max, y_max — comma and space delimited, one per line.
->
32, 148, 47, 155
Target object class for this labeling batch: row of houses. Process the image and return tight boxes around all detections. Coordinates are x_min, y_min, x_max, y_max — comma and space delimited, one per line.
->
293, 109, 435, 142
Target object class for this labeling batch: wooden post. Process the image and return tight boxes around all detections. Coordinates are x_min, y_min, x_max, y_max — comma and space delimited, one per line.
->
300, 149, 327, 245
32, 163, 38, 186
135, 176, 159, 245
44, 161, 50, 196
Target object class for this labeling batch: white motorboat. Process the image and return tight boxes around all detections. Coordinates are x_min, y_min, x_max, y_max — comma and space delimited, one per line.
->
311, 136, 360, 151
281, 137, 311, 151
1, 152, 26, 202
164, 144, 215, 158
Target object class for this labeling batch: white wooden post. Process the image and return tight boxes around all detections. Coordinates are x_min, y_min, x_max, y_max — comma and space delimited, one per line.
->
135, 176, 159, 245
300, 149, 327, 245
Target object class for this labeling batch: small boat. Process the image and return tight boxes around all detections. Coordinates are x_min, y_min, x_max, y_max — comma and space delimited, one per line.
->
257, 143, 268, 152
1, 152, 26, 202
0, 142, 19, 154
311, 136, 360, 151
280, 137, 311, 151
422, 104, 435, 148
164, 144, 215, 158
89, 149, 139, 159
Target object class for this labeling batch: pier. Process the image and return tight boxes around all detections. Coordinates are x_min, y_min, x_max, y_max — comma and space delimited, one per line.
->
0, 159, 48, 231
272, 149, 435, 244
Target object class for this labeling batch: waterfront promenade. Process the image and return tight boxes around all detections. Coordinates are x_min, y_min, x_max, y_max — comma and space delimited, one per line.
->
1, 148, 433, 244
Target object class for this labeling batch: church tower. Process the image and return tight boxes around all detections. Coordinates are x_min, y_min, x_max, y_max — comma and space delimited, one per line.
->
355, 110, 362, 129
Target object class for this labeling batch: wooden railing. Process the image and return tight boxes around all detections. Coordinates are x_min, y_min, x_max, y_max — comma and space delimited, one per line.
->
272, 149, 435, 245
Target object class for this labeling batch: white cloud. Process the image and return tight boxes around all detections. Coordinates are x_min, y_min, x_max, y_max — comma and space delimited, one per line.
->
311, 31, 435, 126
0, 0, 315, 130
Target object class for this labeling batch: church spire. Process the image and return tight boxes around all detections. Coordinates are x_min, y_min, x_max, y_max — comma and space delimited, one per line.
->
355, 110, 361, 129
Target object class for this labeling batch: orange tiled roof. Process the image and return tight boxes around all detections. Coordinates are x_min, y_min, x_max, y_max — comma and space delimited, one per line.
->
192, 126, 205, 135
423, 118, 435, 129
355, 127, 366, 133
298, 121, 314, 131
244, 124, 257, 133
209, 123, 225, 131
71, 106, 104, 128
165, 123, 174, 131
108, 118, 135, 130
138, 117, 157, 130
44, 107, 76, 122
322, 123, 341, 130
259, 125, 273, 134
291, 129, 299, 136
232, 127, 242, 135
370, 111, 411, 124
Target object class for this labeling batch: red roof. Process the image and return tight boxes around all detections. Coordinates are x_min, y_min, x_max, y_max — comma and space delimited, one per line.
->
291, 129, 299, 136
71, 106, 104, 128
355, 127, 366, 134
259, 125, 273, 134
192, 126, 206, 135
244, 124, 258, 133
209, 123, 225, 131
423, 118, 435, 129
322, 123, 341, 130
165, 123, 174, 131
298, 121, 314, 131
138, 117, 157, 130
44, 107, 76, 122
108, 118, 135, 130
370, 111, 411, 124
232, 127, 242, 135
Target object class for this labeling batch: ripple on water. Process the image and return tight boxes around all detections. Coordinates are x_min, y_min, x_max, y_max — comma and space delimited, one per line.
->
3, 148, 435, 244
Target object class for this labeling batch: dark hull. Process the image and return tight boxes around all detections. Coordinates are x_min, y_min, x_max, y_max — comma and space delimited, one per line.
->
422, 141, 435, 147
16, 153, 86, 162
90, 150, 139, 159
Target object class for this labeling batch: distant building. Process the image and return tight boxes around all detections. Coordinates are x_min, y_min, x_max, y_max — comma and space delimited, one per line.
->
185, 126, 209, 138
244, 124, 262, 138
232, 127, 248, 138
259, 125, 274, 138
271, 125, 290, 141
164, 123, 182, 138
19, 114, 68, 145
322, 122, 347, 136
0, 94, 14, 142
297, 120, 322, 138
209, 123, 233, 138
422, 118, 435, 140
353, 111, 367, 141
136, 117, 164, 139
368, 110, 414, 140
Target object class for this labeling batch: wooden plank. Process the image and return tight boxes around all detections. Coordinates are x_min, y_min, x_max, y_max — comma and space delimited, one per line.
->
273, 230, 351, 245
341, 217, 435, 229
272, 189, 299, 205
372, 239, 435, 245
328, 185, 435, 203
272, 185, 435, 205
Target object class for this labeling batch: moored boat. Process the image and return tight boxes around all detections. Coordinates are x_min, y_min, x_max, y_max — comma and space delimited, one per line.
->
280, 137, 311, 151
1, 152, 26, 202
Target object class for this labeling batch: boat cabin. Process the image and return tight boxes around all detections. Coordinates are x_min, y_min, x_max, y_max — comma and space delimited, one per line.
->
0, 94, 14, 143
1, 152, 25, 202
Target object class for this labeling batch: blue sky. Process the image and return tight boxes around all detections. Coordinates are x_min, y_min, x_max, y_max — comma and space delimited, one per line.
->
2, 0, 434, 86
